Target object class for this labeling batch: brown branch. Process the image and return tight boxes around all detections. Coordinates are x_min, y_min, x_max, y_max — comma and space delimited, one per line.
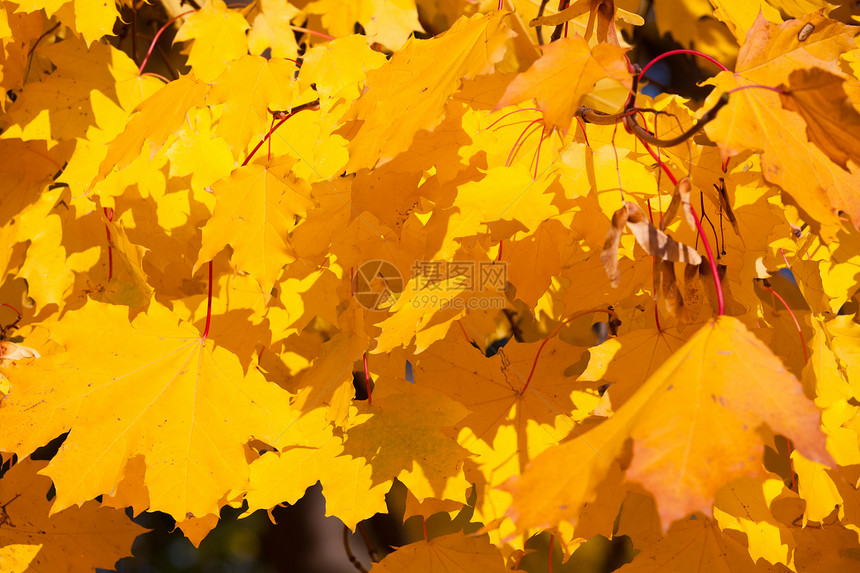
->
357, 522, 379, 563
577, 94, 728, 147
343, 525, 368, 573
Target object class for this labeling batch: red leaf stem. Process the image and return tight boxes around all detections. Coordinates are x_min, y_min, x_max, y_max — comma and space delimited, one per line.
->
202, 261, 213, 341
522, 308, 619, 394
486, 108, 542, 131
639, 49, 730, 79
104, 207, 114, 281
290, 25, 335, 41
757, 281, 808, 364
363, 351, 372, 406
0, 302, 22, 320
548, 533, 555, 573
139, 9, 197, 74
507, 119, 544, 167
637, 138, 725, 315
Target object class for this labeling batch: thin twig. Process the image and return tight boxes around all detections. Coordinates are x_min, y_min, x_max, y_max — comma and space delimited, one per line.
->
357, 523, 379, 563
23, 22, 61, 84
343, 525, 368, 573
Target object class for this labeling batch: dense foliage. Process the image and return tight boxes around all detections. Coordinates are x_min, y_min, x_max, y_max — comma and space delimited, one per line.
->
2, 0, 860, 571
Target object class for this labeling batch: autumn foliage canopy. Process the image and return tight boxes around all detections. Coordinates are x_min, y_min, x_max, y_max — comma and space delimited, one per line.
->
3, 0, 860, 570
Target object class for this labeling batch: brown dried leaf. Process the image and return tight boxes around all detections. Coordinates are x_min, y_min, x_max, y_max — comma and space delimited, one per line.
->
601, 203, 629, 287
699, 258, 728, 314
0, 340, 40, 361
655, 260, 684, 319
682, 263, 704, 322
714, 177, 742, 241
529, 0, 643, 33
662, 177, 696, 231
625, 202, 703, 265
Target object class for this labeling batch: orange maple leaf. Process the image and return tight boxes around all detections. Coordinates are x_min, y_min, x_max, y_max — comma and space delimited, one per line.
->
496, 34, 631, 134
507, 316, 828, 531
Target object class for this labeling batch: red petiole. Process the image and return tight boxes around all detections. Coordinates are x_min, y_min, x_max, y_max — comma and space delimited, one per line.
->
757, 280, 808, 364
363, 351, 372, 405
104, 207, 114, 281
639, 49, 730, 78
637, 138, 725, 315
243, 101, 320, 167
201, 261, 213, 340
522, 308, 619, 395
139, 10, 197, 74
548, 533, 555, 573
646, 199, 663, 332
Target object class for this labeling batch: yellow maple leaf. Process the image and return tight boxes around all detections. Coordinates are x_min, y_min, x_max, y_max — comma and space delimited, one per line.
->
297, 34, 388, 101
343, 381, 471, 501
0, 458, 144, 572
247, 0, 301, 60
14, 0, 117, 45
713, 477, 795, 568
503, 219, 565, 308
164, 107, 234, 192
207, 55, 298, 158
779, 67, 860, 170
710, 0, 835, 42
14, 187, 74, 311
704, 14, 860, 237
617, 515, 780, 571
496, 34, 630, 134
244, 407, 389, 529
0, 299, 298, 522
652, 0, 737, 72
196, 155, 314, 295
305, 0, 423, 51
341, 12, 513, 171
507, 316, 827, 532
0, 6, 43, 99
1, 37, 156, 143
173, 0, 249, 82
370, 531, 509, 572
98, 74, 209, 181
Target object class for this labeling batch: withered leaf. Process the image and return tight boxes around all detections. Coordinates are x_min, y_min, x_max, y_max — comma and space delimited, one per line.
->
655, 259, 684, 319
601, 202, 630, 287
662, 177, 696, 231
603, 202, 702, 287
0, 340, 40, 361
625, 202, 702, 264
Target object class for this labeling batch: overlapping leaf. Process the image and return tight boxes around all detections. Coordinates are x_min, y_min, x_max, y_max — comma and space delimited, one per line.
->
4, 0, 860, 568
704, 14, 860, 234
497, 34, 630, 133
0, 300, 297, 523
196, 155, 313, 295
507, 316, 827, 531
0, 458, 143, 573
341, 12, 512, 170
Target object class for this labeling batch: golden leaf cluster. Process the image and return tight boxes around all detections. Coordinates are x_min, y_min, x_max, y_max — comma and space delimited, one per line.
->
2, 0, 860, 571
